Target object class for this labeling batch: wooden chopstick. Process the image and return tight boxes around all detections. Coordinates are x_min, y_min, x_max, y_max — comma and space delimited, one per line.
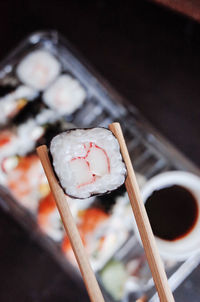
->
37, 145, 105, 302
109, 123, 174, 302
136, 295, 147, 302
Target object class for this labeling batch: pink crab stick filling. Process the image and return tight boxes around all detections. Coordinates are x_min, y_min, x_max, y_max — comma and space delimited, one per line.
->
69, 142, 110, 188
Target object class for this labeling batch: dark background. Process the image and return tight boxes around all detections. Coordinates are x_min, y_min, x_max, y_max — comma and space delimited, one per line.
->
0, 1, 200, 301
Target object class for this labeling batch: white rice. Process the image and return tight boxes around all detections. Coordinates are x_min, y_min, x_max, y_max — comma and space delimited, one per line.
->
16, 50, 61, 90
35, 108, 60, 125
43, 74, 86, 115
42, 209, 64, 242
0, 85, 38, 125
50, 128, 126, 198
16, 119, 44, 155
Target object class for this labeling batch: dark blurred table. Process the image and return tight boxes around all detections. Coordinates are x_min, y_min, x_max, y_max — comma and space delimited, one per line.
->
0, 1, 200, 301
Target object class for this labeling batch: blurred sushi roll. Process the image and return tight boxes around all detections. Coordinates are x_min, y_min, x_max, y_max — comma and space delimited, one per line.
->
0, 120, 46, 186
5, 154, 47, 212
15, 108, 63, 153
50, 128, 127, 199
62, 207, 109, 269
35, 108, 61, 125
62, 194, 132, 271
100, 256, 151, 300
0, 129, 19, 167
100, 259, 128, 301
62, 233, 86, 265
67, 195, 95, 216
80, 207, 109, 271
43, 74, 86, 115
91, 194, 133, 271
38, 192, 64, 241
0, 119, 45, 160
125, 255, 152, 292
36, 118, 76, 149
0, 129, 17, 156
16, 119, 46, 155
12, 94, 44, 125
0, 111, 69, 177
16, 50, 61, 90
0, 85, 38, 126
38, 192, 95, 243
78, 208, 109, 238
0, 130, 19, 184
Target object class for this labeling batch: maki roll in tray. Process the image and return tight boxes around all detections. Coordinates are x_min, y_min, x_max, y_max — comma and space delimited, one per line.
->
61, 207, 109, 267
43, 74, 86, 116
0, 82, 38, 126
38, 192, 64, 242
16, 50, 61, 90
37, 191, 95, 242
4, 153, 48, 212
50, 127, 127, 199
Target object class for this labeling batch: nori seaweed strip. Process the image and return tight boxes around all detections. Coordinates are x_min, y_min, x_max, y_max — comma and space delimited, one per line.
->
0, 84, 16, 97
0, 76, 20, 97
94, 184, 126, 214
37, 121, 64, 147
12, 94, 44, 125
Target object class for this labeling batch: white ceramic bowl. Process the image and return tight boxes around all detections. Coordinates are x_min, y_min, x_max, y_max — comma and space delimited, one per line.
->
133, 171, 200, 261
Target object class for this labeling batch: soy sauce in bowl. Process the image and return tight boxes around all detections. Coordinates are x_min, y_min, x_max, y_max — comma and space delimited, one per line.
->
145, 185, 199, 241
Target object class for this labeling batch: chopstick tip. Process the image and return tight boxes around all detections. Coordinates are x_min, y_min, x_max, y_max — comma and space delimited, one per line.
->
36, 145, 48, 158
109, 121, 120, 127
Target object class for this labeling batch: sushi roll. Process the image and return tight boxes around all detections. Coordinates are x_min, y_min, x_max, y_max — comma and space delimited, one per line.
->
0, 119, 45, 160
12, 94, 44, 125
62, 207, 109, 268
100, 259, 128, 301
0, 75, 20, 97
80, 193, 133, 271
50, 128, 126, 199
62, 233, 86, 265
0, 128, 20, 164
16, 50, 61, 90
0, 109, 69, 171
5, 154, 47, 212
92, 194, 133, 270
0, 120, 44, 165
15, 106, 62, 153
16, 119, 45, 155
10, 107, 63, 158
0, 130, 19, 184
0, 118, 47, 185
38, 192, 64, 241
38, 194, 94, 246
0, 85, 38, 126
43, 74, 86, 115
35, 108, 61, 125
0, 129, 17, 157
78, 207, 109, 236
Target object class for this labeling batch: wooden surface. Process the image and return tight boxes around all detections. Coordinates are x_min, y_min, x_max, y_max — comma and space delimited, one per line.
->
109, 123, 174, 302
37, 146, 105, 302
0, 1, 200, 302
151, 0, 200, 22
